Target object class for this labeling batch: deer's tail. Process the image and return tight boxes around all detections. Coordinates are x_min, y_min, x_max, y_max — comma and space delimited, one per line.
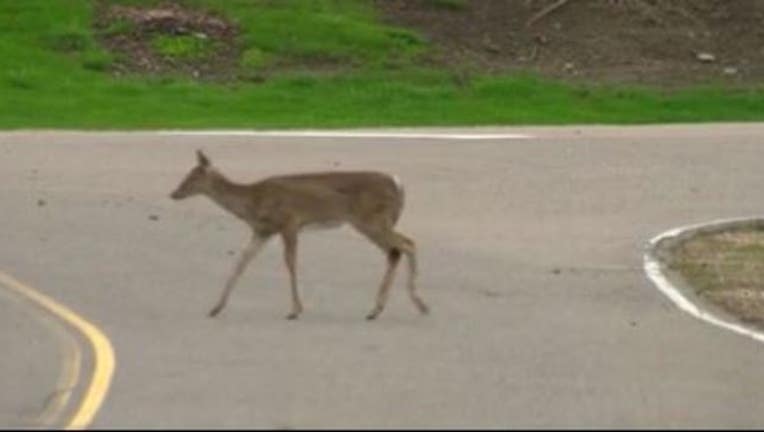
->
391, 174, 405, 225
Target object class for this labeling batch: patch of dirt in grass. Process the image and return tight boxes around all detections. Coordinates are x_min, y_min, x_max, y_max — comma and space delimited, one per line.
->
375, 0, 764, 88
91, 0, 764, 87
668, 228, 764, 329
93, 1, 240, 80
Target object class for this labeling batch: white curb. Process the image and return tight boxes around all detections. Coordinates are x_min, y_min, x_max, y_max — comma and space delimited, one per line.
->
644, 216, 764, 345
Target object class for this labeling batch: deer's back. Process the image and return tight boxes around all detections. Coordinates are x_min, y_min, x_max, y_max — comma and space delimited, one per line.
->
257, 171, 405, 227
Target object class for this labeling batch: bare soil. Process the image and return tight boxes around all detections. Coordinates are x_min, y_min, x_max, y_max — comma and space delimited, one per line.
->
92, 0, 764, 88
669, 228, 764, 330
375, 0, 764, 87
93, 1, 240, 80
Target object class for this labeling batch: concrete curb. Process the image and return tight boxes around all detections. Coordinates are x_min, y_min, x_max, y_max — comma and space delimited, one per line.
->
643, 216, 764, 345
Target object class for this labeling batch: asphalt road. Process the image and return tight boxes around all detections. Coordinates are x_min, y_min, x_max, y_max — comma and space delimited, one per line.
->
2, 124, 764, 428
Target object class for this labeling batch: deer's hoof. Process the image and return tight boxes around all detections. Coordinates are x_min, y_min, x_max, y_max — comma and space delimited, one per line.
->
413, 298, 430, 315
286, 313, 300, 320
208, 307, 222, 318
365, 312, 379, 321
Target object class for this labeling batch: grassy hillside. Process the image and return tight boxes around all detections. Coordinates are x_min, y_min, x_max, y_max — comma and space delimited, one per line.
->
2, 0, 764, 129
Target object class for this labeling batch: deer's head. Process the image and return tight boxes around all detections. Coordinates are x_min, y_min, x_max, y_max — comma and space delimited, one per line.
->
170, 150, 215, 200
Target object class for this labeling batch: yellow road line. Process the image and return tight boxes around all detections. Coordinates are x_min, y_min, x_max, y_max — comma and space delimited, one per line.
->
36, 312, 81, 427
0, 282, 81, 427
0, 270, 116, 430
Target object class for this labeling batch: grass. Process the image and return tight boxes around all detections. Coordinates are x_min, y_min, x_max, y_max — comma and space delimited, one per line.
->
668, 228, 764, 328
2, 0, 764, 129
151, 34, 218, 60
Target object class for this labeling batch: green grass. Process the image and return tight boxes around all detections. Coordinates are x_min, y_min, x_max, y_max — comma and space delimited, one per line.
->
2, 0, 764, 129
151, 34, 217, 60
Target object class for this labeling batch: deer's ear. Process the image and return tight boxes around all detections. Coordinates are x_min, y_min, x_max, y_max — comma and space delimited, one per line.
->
196, 150, 210, 167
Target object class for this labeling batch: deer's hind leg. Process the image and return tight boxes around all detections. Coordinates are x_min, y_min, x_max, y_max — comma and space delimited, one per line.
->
365, 242, 402, 320
354, 219, 428, 320
395, 232, 429, 316
281, 226, 304, 320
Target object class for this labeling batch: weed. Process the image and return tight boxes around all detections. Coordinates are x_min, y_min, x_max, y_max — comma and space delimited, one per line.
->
151, 34, 216, 60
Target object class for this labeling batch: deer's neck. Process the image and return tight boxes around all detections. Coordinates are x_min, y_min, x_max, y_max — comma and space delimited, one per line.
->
206, 172, 256, 222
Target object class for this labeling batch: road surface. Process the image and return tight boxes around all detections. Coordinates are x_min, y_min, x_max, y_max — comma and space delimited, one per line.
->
1, 124, 763, 428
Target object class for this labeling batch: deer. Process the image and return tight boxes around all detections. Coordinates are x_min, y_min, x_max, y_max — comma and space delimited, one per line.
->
169, 150, 429, 321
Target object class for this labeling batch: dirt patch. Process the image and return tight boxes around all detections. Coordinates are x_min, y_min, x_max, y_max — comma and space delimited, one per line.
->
668, 228, 764, 330
91, 0, 764, 87
93, 1, 240, 80
375, 0, 764, 87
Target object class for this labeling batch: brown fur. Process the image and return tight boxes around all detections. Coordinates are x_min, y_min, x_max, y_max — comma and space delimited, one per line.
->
170, 150, 429, 320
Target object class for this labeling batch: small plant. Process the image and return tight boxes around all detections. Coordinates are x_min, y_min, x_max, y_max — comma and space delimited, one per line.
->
151, 34, 215, 60
386, 28, 425, 49
98, 18, 135, 37
81, 50, 115, 71
43, 29, 91, 52
428, 0, 468, 11
240, 47, 272, 70
6, 70, 36, 90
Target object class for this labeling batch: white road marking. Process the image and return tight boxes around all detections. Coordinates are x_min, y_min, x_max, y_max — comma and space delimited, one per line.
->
157, 130, 533, 140
643, 216, 764, 345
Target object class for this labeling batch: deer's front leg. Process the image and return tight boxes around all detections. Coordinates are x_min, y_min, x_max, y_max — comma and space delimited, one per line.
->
281, 228, 303, 320
209, 234, 266, 317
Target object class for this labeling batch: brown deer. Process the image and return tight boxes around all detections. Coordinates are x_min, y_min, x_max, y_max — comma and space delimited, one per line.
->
170, 150, 429, 320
